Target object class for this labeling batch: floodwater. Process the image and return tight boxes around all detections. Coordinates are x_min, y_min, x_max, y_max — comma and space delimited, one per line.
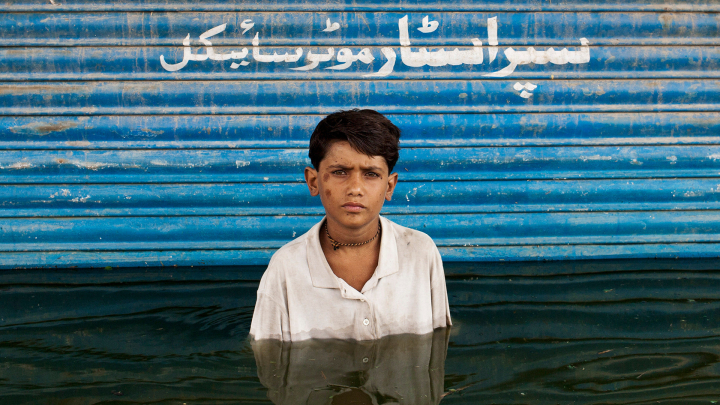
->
1, 259, 719, 404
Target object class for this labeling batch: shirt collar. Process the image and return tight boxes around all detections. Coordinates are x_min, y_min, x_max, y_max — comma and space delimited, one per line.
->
306, 216, 398, 289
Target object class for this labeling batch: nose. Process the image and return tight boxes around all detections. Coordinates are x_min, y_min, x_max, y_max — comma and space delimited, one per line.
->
347, 171, 364, 196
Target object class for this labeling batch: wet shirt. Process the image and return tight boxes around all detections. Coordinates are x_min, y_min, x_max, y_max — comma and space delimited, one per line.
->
249, 216, 452, 341
252, 329, 449, 404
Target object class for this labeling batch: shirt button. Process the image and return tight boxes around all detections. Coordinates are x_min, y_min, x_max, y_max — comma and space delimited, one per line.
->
362, 357, 369, 363
363, 318, 370, 326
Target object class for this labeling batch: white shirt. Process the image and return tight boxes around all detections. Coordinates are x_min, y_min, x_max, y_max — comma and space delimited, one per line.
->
249, 216, 452, 341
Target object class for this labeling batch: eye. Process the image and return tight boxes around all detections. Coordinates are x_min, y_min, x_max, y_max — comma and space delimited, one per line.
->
332, 169, 346, 175
366, 171, 380, 178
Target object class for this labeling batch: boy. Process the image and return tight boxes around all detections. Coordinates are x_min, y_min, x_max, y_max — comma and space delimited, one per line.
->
249, 109, 451, 341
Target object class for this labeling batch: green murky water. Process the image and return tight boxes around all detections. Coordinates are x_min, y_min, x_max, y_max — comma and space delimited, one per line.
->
1, 259, 720, 404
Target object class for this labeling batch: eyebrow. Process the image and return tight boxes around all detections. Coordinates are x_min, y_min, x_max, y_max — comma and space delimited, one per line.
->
326, 164, 384, 171
326, 164, 350, 170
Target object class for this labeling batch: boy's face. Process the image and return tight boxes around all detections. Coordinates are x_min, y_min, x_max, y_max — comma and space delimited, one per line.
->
304, 141, 398, 231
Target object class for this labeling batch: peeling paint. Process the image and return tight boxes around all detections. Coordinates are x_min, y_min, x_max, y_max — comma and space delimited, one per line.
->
404, 185, 424, 202
579, 155, 612, 162
9, 121, 79, 136
140, 128, 164, 135
149, 160, 200, 168
70, 195, 91, 203
8, 161, 34, 169
0, 84, 87, 96
55, 158, 118, 170
50, 189, 73, 198
65, 141, 92, 147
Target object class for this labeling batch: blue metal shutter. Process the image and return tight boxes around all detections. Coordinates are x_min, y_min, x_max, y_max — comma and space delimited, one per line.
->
1, 1, 719, 268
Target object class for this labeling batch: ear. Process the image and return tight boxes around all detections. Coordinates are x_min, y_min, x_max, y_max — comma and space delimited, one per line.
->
385, 172, 399, 201
304, 166, 320, 196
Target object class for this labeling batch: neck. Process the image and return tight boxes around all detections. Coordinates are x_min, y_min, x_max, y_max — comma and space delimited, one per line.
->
324, 217, 381, 246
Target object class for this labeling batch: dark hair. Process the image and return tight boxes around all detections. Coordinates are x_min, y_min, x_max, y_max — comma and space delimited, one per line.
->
308, 109, 401, 173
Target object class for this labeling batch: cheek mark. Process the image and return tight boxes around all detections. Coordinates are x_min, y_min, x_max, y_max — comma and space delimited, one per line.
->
323, 173, 330, 182
325, 189, 332, 197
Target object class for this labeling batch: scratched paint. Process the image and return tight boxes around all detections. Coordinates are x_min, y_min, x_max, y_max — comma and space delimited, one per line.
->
2, 0, 720, 12
5, 12, 720, 47
0, 3, 719, 268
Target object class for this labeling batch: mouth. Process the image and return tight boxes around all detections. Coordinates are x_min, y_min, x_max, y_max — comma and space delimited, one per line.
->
342, 202, 366, 212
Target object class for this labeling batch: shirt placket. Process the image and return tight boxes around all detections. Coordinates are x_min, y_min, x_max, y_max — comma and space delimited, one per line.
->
340, 284, 377, 340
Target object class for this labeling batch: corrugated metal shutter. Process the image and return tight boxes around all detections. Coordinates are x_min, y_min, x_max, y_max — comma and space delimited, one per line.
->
2, 1, 719, 269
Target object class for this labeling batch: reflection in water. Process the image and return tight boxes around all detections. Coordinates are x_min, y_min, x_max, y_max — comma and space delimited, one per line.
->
1, 262, 720, 403
252, 329, 449, 405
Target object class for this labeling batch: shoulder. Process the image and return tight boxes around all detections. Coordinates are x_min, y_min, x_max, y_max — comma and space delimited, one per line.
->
257, 232, 310, 293
382, 217, 441, 269
270, 233, 308, 265
384, 217, 439, 252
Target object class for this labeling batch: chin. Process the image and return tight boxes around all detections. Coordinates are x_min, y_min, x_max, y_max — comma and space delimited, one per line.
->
334, 212, 377, 228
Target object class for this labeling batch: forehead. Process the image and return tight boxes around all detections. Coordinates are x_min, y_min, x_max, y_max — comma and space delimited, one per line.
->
320, 141, 388, 171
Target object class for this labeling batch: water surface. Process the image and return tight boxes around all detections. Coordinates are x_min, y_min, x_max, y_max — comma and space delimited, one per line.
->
1, 259, 719, 404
